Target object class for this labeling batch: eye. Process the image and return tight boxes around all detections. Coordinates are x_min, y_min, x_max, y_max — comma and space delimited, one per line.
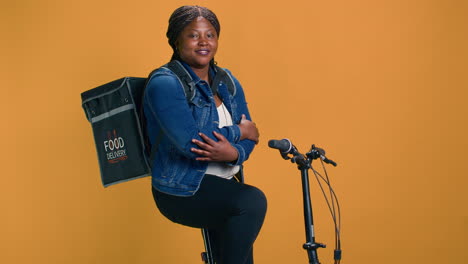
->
189, 33, 199, 39
207, 32, 216, 39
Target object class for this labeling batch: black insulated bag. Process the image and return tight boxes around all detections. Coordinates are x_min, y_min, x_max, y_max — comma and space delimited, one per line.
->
81, 77, 151, 187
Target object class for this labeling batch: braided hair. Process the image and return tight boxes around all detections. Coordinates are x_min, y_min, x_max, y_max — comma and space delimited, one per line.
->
166, 5, 220, 64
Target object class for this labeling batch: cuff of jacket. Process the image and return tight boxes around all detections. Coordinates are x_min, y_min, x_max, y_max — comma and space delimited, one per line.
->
227, 144, 246, 166
226, 124, 241, 143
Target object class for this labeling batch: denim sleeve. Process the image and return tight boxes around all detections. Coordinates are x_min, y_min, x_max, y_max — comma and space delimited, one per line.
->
144, 72, 242, 159
224, 70, 256, 165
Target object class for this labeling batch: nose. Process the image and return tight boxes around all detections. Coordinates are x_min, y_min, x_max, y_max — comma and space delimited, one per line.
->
198, 36, 208, 46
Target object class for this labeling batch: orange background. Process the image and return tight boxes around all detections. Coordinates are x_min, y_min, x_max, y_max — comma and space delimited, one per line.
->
2, 0, 467, 263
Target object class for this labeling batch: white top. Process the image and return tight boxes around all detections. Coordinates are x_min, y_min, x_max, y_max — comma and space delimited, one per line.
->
205, 103, 240, 179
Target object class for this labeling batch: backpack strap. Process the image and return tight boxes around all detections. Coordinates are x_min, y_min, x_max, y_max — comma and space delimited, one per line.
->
211, 65, 236, 97
165, 60, 197, 101
143, 60, 196, 101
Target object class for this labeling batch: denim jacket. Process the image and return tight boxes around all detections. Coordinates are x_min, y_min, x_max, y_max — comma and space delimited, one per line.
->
143, 61, 256, 196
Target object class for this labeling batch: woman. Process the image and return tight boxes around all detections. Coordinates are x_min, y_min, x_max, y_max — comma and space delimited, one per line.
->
143, 5, 267, 264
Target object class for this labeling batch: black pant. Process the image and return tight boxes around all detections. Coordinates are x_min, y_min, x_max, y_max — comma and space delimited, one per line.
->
152, 174, 267, 264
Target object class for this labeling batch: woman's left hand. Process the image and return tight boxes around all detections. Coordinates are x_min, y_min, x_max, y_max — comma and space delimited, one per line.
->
191, 131, 239, 162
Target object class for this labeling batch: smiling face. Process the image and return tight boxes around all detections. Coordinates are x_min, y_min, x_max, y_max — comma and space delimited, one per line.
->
176, 16, 218, 71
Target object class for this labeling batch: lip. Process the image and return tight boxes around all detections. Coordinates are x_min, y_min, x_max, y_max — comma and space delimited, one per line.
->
195, 49, 210, 55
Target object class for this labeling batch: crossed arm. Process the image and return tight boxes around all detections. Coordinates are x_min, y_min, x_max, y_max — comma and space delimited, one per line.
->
191, 114, 259, 162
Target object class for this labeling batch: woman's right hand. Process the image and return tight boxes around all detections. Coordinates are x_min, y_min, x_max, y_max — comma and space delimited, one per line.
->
238, 114, 259, 144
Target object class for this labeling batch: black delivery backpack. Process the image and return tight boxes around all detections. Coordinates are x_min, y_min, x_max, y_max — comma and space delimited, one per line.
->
81, 61, 236, 187
81, 77, 151, 187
